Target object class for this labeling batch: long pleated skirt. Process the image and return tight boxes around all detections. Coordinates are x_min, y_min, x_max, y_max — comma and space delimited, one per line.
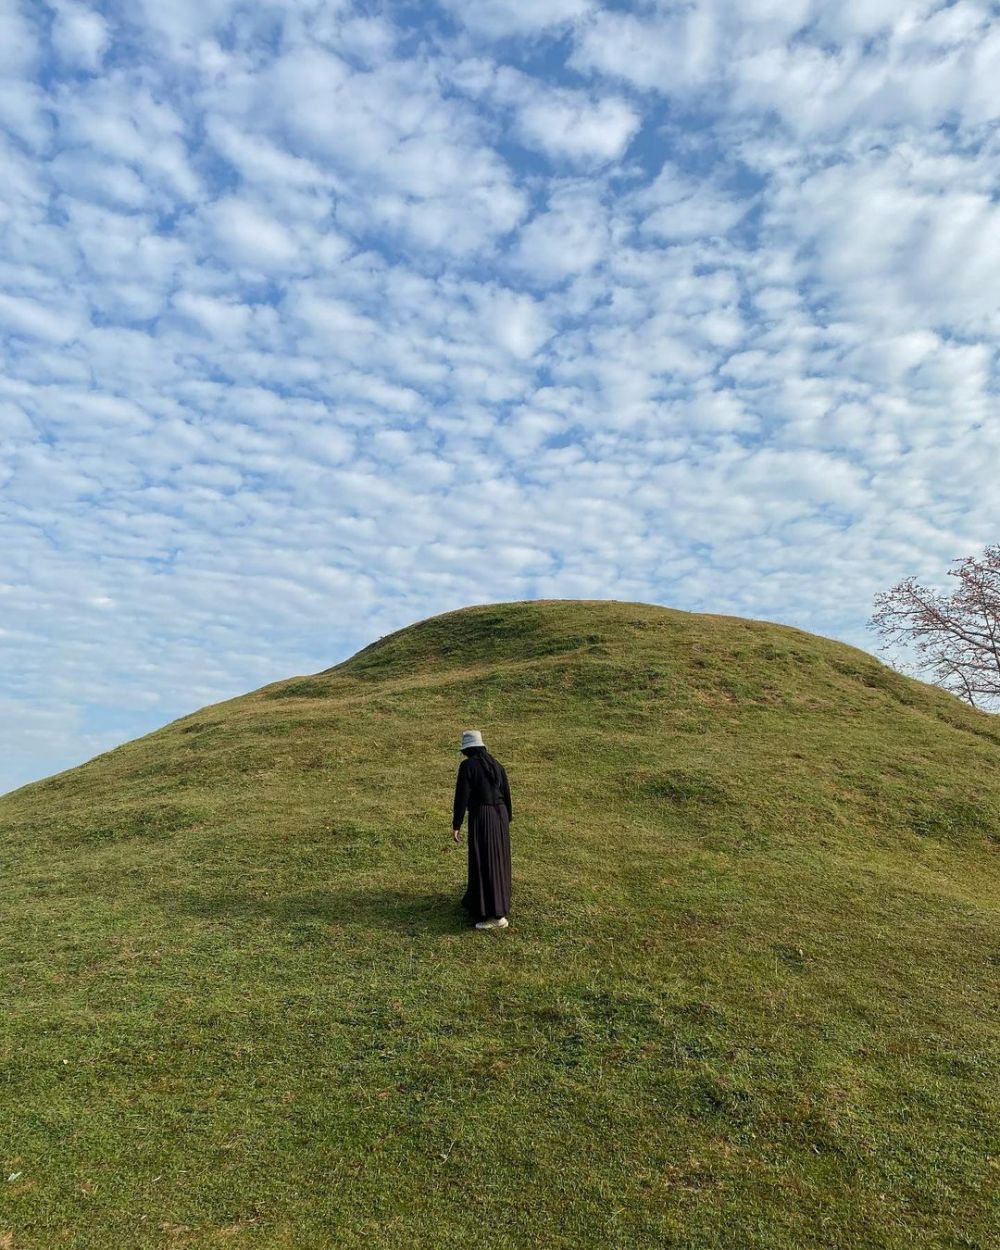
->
461, 802, 512, 922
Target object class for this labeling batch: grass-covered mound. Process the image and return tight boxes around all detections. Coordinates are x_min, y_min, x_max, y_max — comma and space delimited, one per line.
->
1, 599, 998, 1249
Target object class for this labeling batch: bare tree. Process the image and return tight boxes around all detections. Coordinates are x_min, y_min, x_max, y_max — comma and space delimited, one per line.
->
870, 545, 1000, 710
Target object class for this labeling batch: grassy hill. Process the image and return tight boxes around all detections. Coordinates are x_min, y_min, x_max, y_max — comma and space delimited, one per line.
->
1, 599, 998, 1250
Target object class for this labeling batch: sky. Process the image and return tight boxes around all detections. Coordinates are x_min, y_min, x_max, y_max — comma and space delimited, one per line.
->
1, 0, 998, 795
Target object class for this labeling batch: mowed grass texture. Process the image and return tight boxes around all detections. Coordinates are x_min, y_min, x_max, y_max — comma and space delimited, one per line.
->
1, 599, 998, 1250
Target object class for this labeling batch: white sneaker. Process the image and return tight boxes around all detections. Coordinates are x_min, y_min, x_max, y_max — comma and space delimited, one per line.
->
475, 917, 508, 929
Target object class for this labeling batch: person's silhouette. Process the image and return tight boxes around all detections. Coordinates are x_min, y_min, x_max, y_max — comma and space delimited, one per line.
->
452, 729, 512, 930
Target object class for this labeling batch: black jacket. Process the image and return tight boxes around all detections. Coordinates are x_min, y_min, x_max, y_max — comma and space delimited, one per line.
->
453, 753, 512, 830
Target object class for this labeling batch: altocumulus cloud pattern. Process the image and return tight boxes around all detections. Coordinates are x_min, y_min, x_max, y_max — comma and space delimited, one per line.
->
1, 0, 998, 793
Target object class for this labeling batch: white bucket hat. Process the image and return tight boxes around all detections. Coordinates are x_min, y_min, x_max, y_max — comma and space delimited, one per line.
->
460, 729, 485, 750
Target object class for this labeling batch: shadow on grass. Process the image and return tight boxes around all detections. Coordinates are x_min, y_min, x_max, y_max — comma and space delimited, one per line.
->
158, 884, 473, 937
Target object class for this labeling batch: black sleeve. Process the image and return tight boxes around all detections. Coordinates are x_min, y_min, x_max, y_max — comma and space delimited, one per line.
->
501, 764, 512, 822
452, 761, 471, 831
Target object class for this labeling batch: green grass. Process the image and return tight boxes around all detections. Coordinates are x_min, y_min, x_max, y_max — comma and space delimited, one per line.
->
1, 599, 998, 1249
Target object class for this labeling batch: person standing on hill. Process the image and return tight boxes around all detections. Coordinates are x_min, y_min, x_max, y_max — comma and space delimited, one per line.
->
452, 730, 513, 930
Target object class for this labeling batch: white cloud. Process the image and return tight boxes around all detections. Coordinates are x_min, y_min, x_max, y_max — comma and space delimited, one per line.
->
769, 150, 1000, 333
815, 0, 938, 40
733, 2, 999, 135
572, 0, 999, 136
173, 291, 254, 341
131, 0, 241, 55
207, 119, 333, 189
451, 60, 638, 166
0, 293, 83, 344
0, 77, 51, 149
54, 80, 199, 200
0, 1, 38, 76
636, 163, 748, 241
206, 197, 301, 271
477, 286, 551, 359
440, 0, 594, 38
515, 92, 639, 164
50, 0, 110, 71
50, 151, 151, 209
510, 186, 610, 281
571, 8, 720, 93
237, 46, 530, 252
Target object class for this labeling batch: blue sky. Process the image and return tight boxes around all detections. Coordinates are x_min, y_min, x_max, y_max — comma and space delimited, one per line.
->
1, 0, 998, 794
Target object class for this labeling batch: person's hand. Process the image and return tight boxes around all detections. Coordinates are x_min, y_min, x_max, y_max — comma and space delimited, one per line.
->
452, 828, 462, 842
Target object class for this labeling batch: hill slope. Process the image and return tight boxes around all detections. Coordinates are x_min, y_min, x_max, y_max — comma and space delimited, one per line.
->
1, 599, 998, 1250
